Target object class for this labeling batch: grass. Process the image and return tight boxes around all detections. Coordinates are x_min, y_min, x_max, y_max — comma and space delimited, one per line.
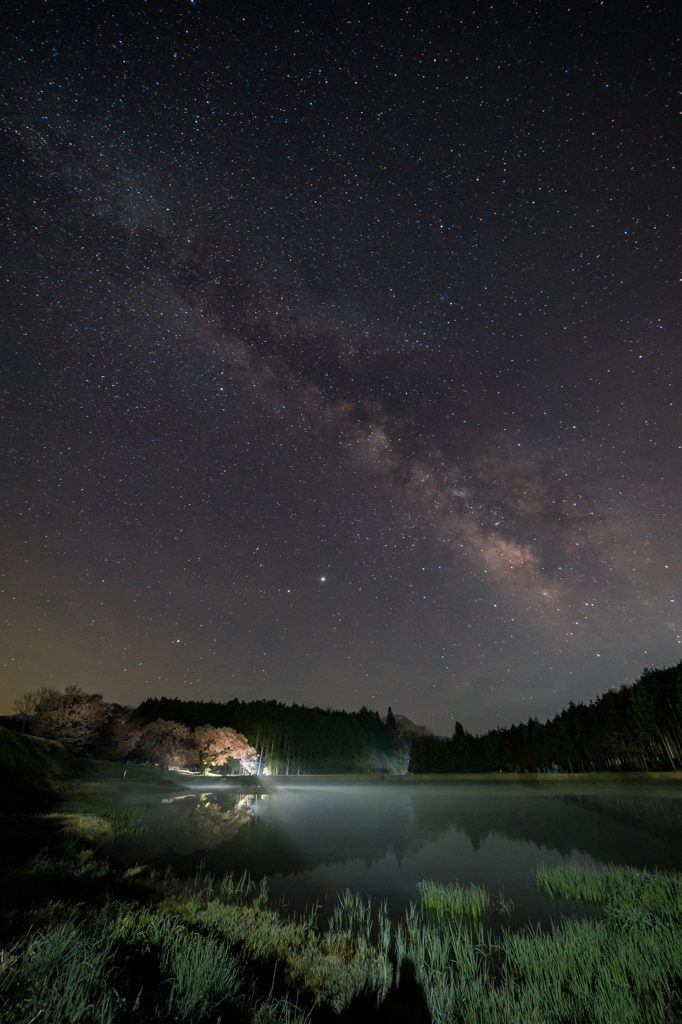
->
389, 873, 682, 1024
5, 851, 681, 1022
265, 772, 682, 786
185, 882, 394, 1013
536, 861, 682, 913
417, 880, 492, 919
0, 724, 181, 809
403, 863, 682, 1023
0, 853, 314, 1023
1, 744, 682, 1022
0, 902, 254, 1023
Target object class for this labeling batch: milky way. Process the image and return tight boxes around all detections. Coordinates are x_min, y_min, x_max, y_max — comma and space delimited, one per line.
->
1, 0, 680, 732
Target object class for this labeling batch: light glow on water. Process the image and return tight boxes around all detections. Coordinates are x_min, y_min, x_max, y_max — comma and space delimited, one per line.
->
108, 781, 682, 927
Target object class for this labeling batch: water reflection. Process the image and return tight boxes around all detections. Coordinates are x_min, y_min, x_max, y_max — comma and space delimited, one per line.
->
407, 790, 682, 867
107, 783, 682, 922
113, 792, 254, 859
562, 794, 682, 846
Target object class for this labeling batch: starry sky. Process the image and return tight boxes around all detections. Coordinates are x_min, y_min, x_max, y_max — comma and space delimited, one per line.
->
1, 0, 680, 733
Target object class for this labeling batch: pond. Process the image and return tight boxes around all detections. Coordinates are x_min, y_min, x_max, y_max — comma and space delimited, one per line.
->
107, 778, 682, 927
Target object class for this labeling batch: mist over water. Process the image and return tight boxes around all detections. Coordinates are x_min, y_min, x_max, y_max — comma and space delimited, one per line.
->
108, 782, 682, 926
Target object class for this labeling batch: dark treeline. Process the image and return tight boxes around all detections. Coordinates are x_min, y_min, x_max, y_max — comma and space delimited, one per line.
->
409, 662, 682, 774
9, 661, 682, 776
135, 696, 398, 775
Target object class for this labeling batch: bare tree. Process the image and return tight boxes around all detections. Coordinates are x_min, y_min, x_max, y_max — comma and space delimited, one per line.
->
12, 687, 61, 731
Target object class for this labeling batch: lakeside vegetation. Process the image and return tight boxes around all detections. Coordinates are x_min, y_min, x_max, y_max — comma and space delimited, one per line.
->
135, 697, 402, 775
2, 728, 682, 1021
2, 792, 681, 1020
3, 662, 682, 1018
128, 659, 682, 776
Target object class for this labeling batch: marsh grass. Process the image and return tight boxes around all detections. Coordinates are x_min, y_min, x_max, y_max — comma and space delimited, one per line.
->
220, 866, 255, 904
25, 844, 109, 879
59, 792, 153, 841
181, 877, 393, 1013
417, 880, 492, 919
0, 892, 311, 1024
536, 860, 682, 913
395, 863, 682, 1023
3, 832, 682, 1023
0, 903, 245, 1023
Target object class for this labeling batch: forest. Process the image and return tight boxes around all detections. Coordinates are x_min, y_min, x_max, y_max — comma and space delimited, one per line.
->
409, 661, 682, 774
7, 659, 682, 775
134, 696, 403, 775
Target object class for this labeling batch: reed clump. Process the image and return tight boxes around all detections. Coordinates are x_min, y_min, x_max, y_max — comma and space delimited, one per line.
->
185, 882, 393, 1012
396, 863, 682, 1023
417, 879, 492, 919
0, 903, 247, 1024
536, 861, 682, 916
283, 890, 393, 1012
0, 852, 311, 1024
3, 843, 682, 1023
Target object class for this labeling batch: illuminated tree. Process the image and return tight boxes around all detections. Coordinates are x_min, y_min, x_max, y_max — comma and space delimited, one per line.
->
137, 719, 194, 768
192, 724, 257, 774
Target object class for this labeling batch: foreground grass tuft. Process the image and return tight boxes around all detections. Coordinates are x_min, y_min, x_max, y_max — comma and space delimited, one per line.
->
417, 880, 492, 919
2, 837, 682, 1022
397, 863, 682, 1023
536, 860, 682, 914
0, 903, 245, 1023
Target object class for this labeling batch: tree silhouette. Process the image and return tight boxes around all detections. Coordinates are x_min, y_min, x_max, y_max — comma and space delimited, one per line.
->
33, 686, 111, 755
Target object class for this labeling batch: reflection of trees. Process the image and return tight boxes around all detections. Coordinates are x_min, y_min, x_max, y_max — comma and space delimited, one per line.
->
112, 786, 682, 880
408, 791, 682, 869
561, 796, 682, 845
110, 794, 253, 861
204, 790, 416, 881
176, 794, 253, 853
113, 788, 417, 879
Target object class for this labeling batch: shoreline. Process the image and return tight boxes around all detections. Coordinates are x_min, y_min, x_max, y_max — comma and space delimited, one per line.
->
182, 770, 682, 794
256, 770, 682, 784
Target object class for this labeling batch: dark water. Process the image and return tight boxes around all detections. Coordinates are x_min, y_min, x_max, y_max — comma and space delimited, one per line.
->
108, 780, 682, 926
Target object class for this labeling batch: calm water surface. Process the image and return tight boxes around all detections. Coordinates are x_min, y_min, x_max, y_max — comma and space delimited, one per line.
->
108, 781, 682, 926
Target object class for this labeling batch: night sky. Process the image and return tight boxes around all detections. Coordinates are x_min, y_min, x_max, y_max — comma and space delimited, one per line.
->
1, 0, 680, 733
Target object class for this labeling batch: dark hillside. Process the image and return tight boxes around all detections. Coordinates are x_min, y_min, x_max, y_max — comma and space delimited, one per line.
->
0, 724, 91, 807
0, 725, 175, 808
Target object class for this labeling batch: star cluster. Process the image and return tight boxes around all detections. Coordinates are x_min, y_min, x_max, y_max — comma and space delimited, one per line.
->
1, 0, 680, 732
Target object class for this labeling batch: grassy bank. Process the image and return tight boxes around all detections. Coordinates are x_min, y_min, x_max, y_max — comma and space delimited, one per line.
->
2, 836, 681, 1021
2, 730, 682, 1021
0, 725, 182, 870
0, 724, 181, 804
400, 770, 682, 785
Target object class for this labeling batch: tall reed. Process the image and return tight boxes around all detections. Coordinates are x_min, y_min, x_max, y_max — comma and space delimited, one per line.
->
5, 847, 682, 1023
417, 879, 492, 919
